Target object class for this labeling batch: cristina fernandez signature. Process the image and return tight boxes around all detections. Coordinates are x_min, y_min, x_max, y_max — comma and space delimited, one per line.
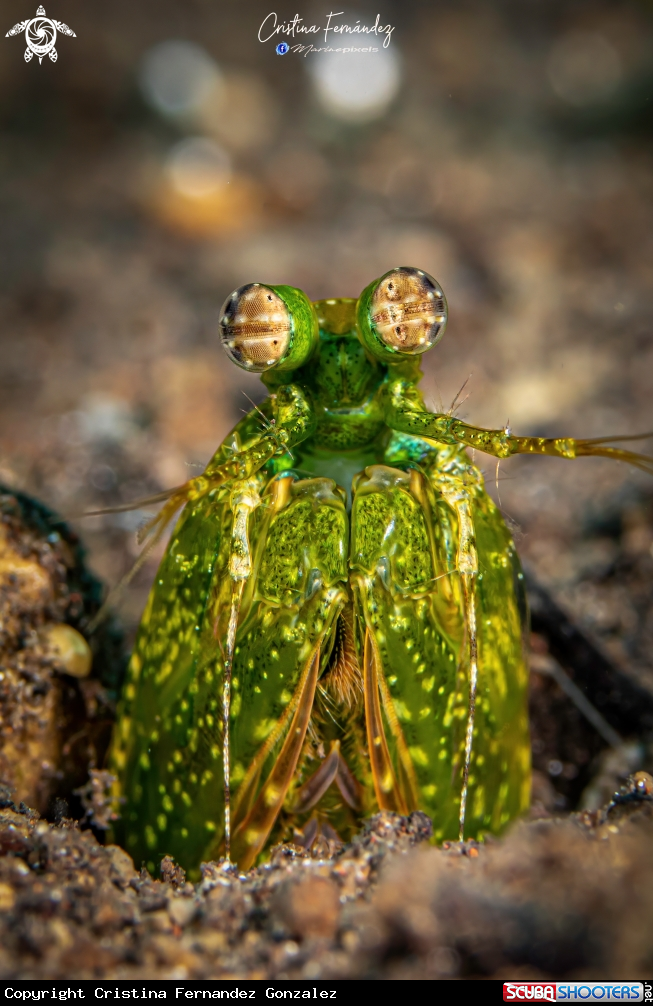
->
258, 12, 395, 49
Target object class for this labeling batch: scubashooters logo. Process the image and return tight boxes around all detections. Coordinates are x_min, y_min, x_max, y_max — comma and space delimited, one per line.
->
5, 4, 76, 63
503, 984, 644, 1002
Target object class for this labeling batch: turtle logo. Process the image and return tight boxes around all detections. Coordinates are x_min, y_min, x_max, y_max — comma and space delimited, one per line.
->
5, 5, 76, 64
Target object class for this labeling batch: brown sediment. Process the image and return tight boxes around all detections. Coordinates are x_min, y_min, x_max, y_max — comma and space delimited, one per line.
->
0, 489, 125, 819
1, 795, 653, 979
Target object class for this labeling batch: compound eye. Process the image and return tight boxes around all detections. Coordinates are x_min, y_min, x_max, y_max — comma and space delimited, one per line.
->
370, 267, 447, 355
220, 283, 292, 372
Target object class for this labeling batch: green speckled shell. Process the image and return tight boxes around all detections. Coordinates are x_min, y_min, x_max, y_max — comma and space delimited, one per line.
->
109, 301, 530, 876
110, 433, 529, 875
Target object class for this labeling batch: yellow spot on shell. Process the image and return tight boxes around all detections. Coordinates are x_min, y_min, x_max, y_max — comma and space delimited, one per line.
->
409, 746, 428, 766
139, 752, 150, 771
145, 826, 157, 849
394, 700, 411, 721
254, 719, 276, 741
157, 814, 167, 831
422, 677, 435, 693
155, 663, 173, 685
380, 770, 394, 792
264, 785, 281, 806
118, 717, 132, 741
162, 795, 173, 812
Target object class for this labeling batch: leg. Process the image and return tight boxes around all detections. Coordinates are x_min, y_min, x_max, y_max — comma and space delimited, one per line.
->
88, 385, 317, 629
221, 477, 263, 859
384, 377, 653, 473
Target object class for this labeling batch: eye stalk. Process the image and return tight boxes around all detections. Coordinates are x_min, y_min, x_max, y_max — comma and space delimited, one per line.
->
356, 266, 448, 363
220, 283, 318, 373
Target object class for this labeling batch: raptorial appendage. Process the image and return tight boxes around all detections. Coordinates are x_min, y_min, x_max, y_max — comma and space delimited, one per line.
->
385, 384, 653, 475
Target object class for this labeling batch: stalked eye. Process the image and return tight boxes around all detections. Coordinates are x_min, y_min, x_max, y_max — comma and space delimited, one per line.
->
220, 284, 292, 372
219, 282, 319, 374
357, 267, 448, 363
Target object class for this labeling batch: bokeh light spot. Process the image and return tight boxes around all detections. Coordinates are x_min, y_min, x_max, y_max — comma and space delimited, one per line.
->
547, 31, 622, 107
308, 45, 401, 123
140, 40, 222, 118
165, 137, 231, 199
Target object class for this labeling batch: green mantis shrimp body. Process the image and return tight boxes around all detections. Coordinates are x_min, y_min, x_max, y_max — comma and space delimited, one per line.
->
109, 267, 653, 876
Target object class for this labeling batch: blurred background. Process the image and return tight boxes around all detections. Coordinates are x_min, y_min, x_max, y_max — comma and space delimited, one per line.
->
1, 0, 652, 723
